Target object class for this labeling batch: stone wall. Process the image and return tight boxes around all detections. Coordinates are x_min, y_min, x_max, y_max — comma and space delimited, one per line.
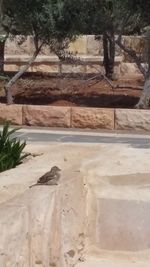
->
1, 104, 150, 132
4, 35, 146, 77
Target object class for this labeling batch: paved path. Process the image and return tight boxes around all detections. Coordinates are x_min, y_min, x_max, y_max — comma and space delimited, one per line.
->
4, 127, 150, 149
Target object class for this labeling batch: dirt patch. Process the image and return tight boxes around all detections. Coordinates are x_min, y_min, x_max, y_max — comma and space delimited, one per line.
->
0, 73, 143, 108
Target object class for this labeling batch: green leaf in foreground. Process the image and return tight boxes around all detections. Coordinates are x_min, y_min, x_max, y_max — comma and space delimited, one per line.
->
0, 122, 28, 173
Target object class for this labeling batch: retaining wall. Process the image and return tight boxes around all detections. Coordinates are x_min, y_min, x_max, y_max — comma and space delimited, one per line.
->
4, 35, 146, 78
0, 104, 150, 132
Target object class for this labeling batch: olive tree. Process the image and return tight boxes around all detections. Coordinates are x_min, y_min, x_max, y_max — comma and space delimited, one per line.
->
81, 0, 150, 108
2, 0, 81, 104
113, 0, 150, 108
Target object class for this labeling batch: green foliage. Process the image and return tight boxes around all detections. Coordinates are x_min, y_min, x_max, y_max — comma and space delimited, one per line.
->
2, 0, 81, 46
80, 0, 142, 35
0, 123, 28, 172
1, 0, 83, 104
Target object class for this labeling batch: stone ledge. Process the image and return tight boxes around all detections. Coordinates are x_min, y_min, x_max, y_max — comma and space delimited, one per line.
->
115, 109, 150, 131
5, 55, 60, 63
0, 104, 23, 125
22, 105, 71, 128
5, 55, 123, 64
71, 107, 115, 130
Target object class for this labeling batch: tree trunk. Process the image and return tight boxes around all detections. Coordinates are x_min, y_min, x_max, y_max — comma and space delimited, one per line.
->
0, 40, 5, 74
5, 50, 39, 105
136, 73, 150, 109
103, 31, 115, 80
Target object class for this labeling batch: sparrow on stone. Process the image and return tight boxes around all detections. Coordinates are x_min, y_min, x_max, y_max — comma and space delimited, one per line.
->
29, 166, 61, 188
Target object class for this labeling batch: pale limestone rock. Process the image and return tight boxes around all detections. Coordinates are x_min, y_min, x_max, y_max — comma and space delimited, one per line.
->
5, 36, 32, 55
87, 35, 102, 55
71, 107, 114, 129
0, 188, 61, 267
86, 173, 150, 253
31, 63, 59, 73
60, 174, 86, 267
4, 64, 20, 72
68, 36, 87, 55
23, 105, 71, 127
76, 256, 150, 267
96, 197, 150, 251
123, 36, 147, 63
120, 63, 142, 78
0, 167, 86, 267
1, 143, 150, 266
85, 64, 103, 74
0, 104, 22, 125
61, 64, 86, 74
115, 109, 150, 131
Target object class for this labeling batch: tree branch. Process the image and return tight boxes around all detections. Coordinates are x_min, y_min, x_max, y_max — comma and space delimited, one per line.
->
5, 40, 44, 104
115, 36, 147, 78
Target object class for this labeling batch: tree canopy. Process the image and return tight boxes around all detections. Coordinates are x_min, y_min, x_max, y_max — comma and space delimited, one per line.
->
2, 0, 82, 103
2, 0, 150, 107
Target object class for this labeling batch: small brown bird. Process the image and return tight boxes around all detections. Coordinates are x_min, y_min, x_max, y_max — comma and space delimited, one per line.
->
29, 166, 61, 188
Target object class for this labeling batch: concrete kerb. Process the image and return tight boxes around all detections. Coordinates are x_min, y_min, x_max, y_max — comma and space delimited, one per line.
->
0, 104, 150, 131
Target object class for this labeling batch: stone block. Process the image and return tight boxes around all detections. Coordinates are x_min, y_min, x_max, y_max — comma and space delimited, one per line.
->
122, 36, 147, 62
5, 36, 31, 55
87, 35, 103, 55
4, 64, 20, 72
0, 104, 23, 125
95, 197, 150, 251
120, 63, 142, 78
71, 108, 114, 129
68, 36, 87, 54
23, 105, 71, 127
31, 63, 60, 73
86, 64, 103, 74
61, 64, 85, 73
115, 109, 150, 131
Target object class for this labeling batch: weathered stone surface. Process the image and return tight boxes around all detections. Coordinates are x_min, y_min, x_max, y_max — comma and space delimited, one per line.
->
68, 36, 87, 54
5, 55, 60, 63
0, 144, 87, 267
120, 63, 142, 78
123, 36, 147, 62
97, 197, 150, 251
86, 174, 150, 253
5, 36, 32, 55
4, 64, 20, 72
87, 35, 103, 55
31, 63, 60, 73
1, 142, 150, 266
0, 104, 22, 125
60, 172, 86, 267
76, 257, 150, 267
115, 109, 150, 131
61, 64, 85, 73
0, 190, 61, 267
71, 108, 114, 129
23, 105, 71, 127
86, 64, 103, 74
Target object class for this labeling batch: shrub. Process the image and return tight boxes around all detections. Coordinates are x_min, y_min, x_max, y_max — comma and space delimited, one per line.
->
0, 122, 28, 172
